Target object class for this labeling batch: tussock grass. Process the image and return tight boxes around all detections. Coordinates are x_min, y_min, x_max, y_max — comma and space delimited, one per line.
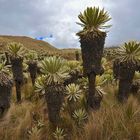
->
78, 97, 140, 140
1, 82, 140, 140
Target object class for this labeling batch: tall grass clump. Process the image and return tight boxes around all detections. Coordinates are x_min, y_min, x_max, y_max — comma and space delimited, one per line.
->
76, 97, 140, 140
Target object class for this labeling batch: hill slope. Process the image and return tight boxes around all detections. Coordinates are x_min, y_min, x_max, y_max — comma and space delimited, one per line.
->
0, 35, 80, 60
0, 35, 59, 53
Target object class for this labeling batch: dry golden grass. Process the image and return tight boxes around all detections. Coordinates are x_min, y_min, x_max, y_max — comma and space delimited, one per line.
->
0, 102, 33, 140
0, 82, 140, 140
0, 99, 48, 140
78, 97, 140, 140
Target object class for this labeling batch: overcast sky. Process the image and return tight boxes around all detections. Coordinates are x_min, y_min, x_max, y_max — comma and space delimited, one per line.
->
0, 0, 139, 48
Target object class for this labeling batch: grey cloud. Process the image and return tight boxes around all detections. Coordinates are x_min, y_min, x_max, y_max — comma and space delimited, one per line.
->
105, 0, 140, 46
0, 0, 140, 48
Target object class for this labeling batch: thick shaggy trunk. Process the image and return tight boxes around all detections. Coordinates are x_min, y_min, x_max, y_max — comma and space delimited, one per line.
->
78, 31, 106, 110
80, 32, 106, 76
64, 70, 83, 86
118, 64, 135, 103
118, 79, 133, 102
75, 51, 80, 61
0, 85, 12, 115
45, 85, 64, 124
131, 80, 140, 95
5, 52, 10, 65
28, 62, 37, 85
15, 81, 22, 102
87, 72, 100, 110
113, 59, 120, 79
10, 58, 24, 102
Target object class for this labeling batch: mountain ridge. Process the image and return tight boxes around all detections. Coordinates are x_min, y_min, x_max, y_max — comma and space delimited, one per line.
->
0, 35, 59, 53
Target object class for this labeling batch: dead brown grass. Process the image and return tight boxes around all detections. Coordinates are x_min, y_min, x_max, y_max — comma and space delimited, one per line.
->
2, 82, 139, 140
78, 97, 140, 140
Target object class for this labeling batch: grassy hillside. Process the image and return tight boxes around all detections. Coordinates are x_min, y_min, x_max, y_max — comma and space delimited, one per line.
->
0, 35, 79, 60
0, 35, 59, 53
